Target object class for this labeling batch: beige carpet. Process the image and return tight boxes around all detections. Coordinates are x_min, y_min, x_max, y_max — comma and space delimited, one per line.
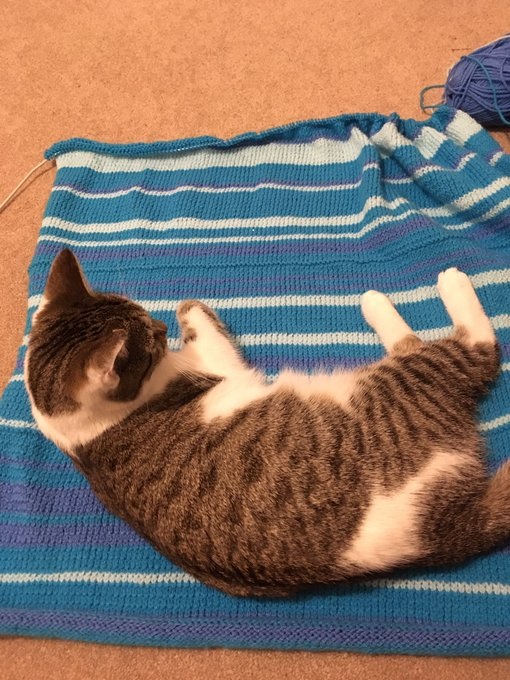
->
1, 1, 509, 677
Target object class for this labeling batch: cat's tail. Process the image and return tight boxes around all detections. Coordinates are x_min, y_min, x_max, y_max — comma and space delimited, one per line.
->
481, 459, 510, 550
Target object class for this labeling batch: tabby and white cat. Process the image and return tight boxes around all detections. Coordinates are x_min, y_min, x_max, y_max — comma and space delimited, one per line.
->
25, 249, 509, 597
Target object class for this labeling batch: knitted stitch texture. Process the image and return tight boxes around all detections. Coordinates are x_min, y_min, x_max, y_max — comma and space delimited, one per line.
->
1, 106, 510, 655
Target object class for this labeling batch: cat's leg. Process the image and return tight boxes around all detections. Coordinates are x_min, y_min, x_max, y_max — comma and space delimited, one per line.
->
361, 290, 421, 354
176, 300, 248, 378
424, 459, 510, 567
437, 268, 496, 345
177, 301, 270, 422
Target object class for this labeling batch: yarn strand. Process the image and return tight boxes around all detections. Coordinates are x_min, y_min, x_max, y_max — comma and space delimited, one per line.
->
420, 84, 446, 112
0, 158, 54, 214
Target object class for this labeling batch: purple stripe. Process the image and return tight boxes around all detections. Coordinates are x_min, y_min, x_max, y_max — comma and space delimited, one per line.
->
2, 608, 510, 653
36, 216, 510, 264
28, 248, 510, 295
0, 520, 141, 548
0, 483, 99, 514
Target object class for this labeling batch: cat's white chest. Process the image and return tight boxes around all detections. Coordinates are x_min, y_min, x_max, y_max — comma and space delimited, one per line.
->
199, 368, 360, 423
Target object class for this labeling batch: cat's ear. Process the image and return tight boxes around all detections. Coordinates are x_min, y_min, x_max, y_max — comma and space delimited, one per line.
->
88, 328, 128, 391
44, 249, 93, 306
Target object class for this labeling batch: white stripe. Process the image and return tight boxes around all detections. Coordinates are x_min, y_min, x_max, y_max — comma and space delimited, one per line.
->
236, 331, 378, 346
370, 121, 413, 154
0, 571, 196, 585
234, 318, 510, 346
0, 417, 37, 430
414, 126, 447, 160
367, 577, 510, 595
449, 177, 510, 212
420, 180, 510, 222
490, 150, 504, 166
56, 130, 373, 172
25, 268, 510, 312
42, 183, 510, 241
9, 375, 25, 382
42, 195, 410, 234
493, 315, 510, 330
53, 167, 381, 199
51, 153, 479, 198
384, 152, 472, 185
39, 229, 414, 249
40, 208, 421, 242
445, 109, 483, 146
468, 195, 510, 224
479, 414, 510, 432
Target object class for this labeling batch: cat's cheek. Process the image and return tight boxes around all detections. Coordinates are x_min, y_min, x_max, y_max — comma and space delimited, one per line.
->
29, 404, 76, 457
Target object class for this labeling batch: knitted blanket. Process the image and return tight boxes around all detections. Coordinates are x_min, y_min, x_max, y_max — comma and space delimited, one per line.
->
1, 106, 510, 655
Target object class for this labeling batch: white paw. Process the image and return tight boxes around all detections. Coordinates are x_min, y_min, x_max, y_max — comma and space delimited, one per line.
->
361, 290, 393, 324
437, 267, 472, 296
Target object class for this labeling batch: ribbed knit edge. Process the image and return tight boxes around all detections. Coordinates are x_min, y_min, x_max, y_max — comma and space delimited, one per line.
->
44, 107, 456, 160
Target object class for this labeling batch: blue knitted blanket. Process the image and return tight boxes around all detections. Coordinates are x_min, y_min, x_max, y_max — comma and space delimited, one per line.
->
1, 107, 510, 655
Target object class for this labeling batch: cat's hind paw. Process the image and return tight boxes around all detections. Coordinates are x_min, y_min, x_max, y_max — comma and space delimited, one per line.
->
361, 290, 394, 327
437, 267, 472, 296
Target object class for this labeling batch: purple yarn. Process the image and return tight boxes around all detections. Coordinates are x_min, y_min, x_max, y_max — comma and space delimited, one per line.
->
444, 35, 510, 127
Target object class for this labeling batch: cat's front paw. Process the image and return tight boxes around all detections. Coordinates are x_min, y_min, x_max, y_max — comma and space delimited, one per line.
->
176, 300, 227, 344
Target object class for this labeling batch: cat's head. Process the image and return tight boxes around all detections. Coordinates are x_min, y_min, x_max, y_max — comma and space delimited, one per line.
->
26, 249, 169, 418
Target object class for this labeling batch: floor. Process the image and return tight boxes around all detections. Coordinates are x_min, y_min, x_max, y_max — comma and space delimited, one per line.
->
1, 1, 509, 678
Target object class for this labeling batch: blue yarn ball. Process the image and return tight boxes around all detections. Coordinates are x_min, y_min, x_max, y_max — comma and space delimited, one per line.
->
444, 35, 510, 127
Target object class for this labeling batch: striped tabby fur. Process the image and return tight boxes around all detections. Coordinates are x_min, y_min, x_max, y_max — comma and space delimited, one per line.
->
25, 250, 510, 597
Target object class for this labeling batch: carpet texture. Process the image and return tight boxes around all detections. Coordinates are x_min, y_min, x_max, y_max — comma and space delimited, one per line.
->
2, 1, 510, 677
1, 105, 510, 655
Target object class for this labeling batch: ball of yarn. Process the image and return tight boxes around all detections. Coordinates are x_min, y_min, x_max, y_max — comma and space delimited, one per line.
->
444, 35, 510, 127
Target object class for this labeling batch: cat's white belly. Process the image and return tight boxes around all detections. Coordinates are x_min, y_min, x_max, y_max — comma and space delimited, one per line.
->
200, 368, 359, 422
342, 450, 470, 571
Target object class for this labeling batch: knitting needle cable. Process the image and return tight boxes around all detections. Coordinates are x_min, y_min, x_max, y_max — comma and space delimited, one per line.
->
0, 158, 54, 214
